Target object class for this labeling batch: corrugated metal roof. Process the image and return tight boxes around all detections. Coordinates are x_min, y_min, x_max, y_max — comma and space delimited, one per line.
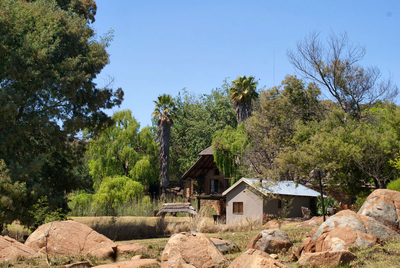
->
222, 178, 325, 197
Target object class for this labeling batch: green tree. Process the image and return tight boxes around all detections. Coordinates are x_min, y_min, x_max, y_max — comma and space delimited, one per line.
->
87, 110, 158, 190
241, 76, 323, 180
0, 0, 123, 226
212, 124, 248, 181
277, 104, 400, 195
229, 75, 259, 124
92, 175, 144, 215
170, 86, 237, 178
152, 94, 177, 194
0, 160, 27, 231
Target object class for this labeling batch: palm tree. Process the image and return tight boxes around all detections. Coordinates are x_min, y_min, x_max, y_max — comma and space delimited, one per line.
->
229, 75, 259, 124
152, 94, 177, 196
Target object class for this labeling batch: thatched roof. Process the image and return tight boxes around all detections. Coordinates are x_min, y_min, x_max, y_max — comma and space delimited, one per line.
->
156, 203, 197, 216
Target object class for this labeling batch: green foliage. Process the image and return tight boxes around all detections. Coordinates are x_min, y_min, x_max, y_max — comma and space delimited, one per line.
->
92, 176, 145, 216
68, 190, 93, 217
0, 0, 123, 227
275, 198, 293, 228
30, 196, 66, 230
316, 195, 338, 216
243, 75, 323, 179
87, 110, 158, 190
230, 75, 259, 124
170, 86, 236, 179
212, 124, 248, 180
0, 160, 27, 229
387, 178, 400, 192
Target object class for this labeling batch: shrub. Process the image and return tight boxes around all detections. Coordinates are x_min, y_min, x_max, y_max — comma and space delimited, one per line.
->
387, 178, 400, 192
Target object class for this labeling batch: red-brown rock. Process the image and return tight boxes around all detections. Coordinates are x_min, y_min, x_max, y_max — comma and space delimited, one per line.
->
295, 216, 329, 228
116, 243, 147, 255
358, 189, 400, 232
161, 232, 227, 268
247, 229, 293, 253
0, 235, 39, 263
59, 261, 93, 268
298, 250, 357, 267
315, 226, 380, 252
210, 237, 239, 253
25, 220, 117, 259
228, 249, 286, 268
92, 259, 159, 268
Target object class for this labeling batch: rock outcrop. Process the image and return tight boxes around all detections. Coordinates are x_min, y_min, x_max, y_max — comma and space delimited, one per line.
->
92, 259, 159, 267
210, 237, 239, 253
358, 189, 400, 232
0, 235, 39, 262
298, 250, 357, 267
295, 216, 328, 228
247, 229, 292, 253
228, 249, 286, 268
295, 210, 396, 258
25, 220, 117, 259
161, 232, 227, 268
116, 243, 147, 255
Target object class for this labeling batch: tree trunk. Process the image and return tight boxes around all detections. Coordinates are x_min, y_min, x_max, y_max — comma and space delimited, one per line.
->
235, 102, 252, 124
158, 118, 172, 195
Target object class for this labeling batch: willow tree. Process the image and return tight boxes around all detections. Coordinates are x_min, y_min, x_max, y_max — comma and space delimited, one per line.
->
229, 75, 259, 124
152, 94, 177, 195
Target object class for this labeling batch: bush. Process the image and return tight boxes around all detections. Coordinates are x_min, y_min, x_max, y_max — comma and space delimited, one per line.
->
387, 178, 400, 192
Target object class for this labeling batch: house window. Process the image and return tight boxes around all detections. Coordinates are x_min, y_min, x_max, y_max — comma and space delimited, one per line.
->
214, 169, 219, 176
278, 200, 282, 209
210, 179, 219, 193
233, 202, 243, 214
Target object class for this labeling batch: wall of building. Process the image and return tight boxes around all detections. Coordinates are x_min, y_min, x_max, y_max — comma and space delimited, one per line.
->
200, 199, 226, 216
263, 195, 311, 218
225, 181, 263, 224
183, 179, 193, 199
203, 168, 226, 195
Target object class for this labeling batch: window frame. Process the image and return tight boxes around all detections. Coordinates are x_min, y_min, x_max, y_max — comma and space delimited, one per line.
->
233, 202, 243, 215
210, 179, 219, 193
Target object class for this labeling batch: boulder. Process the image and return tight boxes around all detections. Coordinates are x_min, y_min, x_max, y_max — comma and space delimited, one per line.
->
295, 216, 328, 228
294, 210, 394, 259
358, 189, 400, 232
0, 235, 39, 263
228, 249, 286, 268
263, 219, 279, 229
25, 220, 117, 259
59, 261, 93, 268
298, 250, 357, 267
247, 229, 292, 253
92, 259, 159, 268
314, 226, 380, 252
116, 243, 147, 255
161, 232, 227, 268
313, 210, 400, 241
210, 237, 239, 253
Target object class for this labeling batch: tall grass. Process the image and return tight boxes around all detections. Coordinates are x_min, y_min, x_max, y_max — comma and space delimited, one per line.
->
68, 194, 196, 217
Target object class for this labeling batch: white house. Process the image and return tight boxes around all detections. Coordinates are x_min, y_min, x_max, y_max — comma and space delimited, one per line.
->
222, 178, 323, 224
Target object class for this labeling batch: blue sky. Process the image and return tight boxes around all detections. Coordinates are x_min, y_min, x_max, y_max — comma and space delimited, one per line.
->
93, 0, 400, 127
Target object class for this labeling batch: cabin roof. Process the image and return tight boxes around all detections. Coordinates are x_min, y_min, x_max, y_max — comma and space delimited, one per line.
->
222, 178, 325, 198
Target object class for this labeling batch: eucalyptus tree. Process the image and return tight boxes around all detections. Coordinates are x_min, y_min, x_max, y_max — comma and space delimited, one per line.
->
0, 0, 123, 227
229, 75, 259, 124
152, 94, 177, 194
287, 31, 398, 121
